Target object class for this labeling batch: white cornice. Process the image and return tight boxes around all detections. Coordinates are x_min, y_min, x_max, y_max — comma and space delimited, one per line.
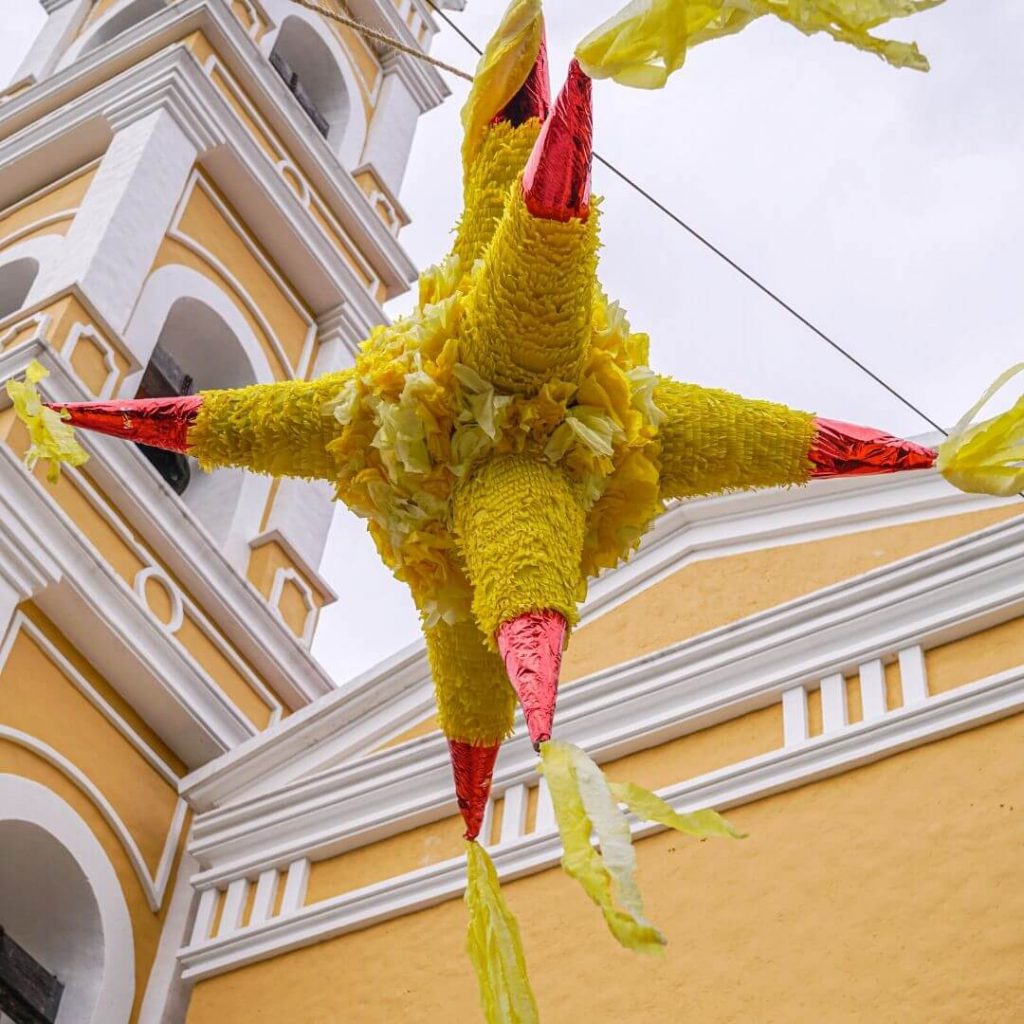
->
0, 0, 420, 309
181, 465, 1008, 811
178, 660, 1024, 979
183, 503, 1024, 880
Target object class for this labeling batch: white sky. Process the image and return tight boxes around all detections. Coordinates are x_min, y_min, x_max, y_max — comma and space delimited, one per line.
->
3, 1, 1023, 685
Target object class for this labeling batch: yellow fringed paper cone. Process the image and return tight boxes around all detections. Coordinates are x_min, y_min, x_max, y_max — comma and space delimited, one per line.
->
4, 360, 89, 483
539, 740, 742, 952
461, 0, 544, 169
465, 841, 539, 1024
576, 0, 944, 88
937, 364, 1024, 497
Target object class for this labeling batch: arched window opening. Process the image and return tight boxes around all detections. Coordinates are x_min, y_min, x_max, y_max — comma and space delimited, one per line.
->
78, 0, 167, 59
269, 18, 351, 145
0, 821, 104, 1024
0, 258, 40, 321
139, 297, 258, 541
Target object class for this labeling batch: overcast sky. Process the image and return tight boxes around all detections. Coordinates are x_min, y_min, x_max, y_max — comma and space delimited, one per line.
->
4, 2, 1023, 684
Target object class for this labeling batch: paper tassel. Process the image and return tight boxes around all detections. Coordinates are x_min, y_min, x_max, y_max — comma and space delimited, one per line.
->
4, 360, 89, 482
937, 364, 1024, 497
575, 0, 943, 89
539, 740, 741, 952
465, 840, 539, 1024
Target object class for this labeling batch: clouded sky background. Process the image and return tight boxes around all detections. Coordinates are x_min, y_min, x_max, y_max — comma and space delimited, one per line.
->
4, 1, 1023, 684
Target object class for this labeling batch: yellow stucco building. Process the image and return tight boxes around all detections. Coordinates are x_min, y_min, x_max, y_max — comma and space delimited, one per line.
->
2, 2, 1023, 1023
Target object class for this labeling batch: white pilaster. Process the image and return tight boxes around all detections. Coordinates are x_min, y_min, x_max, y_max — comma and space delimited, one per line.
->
359, 53, 422, 194
9, 0, 91, 88
28, 108, 198, 338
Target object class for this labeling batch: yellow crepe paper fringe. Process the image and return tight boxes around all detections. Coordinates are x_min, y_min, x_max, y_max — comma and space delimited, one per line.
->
937, 364, 1024, 497
539, 740, 742, 953
4, 360, 89, 483
576, 0, 944, 88
461, 0, 544, 170
654, 377, 817, 500
465, 840, 540, 1024
426, 617, 517, 745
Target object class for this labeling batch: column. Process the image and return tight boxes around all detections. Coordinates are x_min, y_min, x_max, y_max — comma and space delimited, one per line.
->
358, 52, 423, 195
28, 107, 198, 341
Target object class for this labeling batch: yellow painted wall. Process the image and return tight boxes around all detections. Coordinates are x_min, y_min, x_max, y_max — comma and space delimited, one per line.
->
0, 603, 190, 1022
247, 539, 326, 641
187, 709, 1024, 1024
563, 504, 1022, 682
0, 162, 98, 254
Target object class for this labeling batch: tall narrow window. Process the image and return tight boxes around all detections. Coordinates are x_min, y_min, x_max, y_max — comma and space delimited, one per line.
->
269, 50, 330, 138
0, 258, 39, 321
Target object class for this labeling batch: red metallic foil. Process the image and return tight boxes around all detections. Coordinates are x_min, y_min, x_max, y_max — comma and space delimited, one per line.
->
810, 417, 937, 478
522, 59, 592, 222
492, 32, 551, 127
449, 739, 501, 841
496, 609, 567, 749
46, 395, 203, 454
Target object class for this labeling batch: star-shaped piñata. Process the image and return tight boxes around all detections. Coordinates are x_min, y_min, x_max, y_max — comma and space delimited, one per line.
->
24, 14, 943, 845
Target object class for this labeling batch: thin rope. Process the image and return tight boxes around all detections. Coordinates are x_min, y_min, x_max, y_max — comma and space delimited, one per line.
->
422, 0, 948, 435
291, 0, 473, 81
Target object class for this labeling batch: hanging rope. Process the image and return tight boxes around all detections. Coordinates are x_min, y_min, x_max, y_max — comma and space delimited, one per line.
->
290, 0, 473, 81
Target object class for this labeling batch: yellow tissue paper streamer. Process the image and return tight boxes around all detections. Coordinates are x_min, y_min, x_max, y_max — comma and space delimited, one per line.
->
465, 840, 540, 1024
937, 364, 1024, 497
461, 0, 544, 169
576, 0, 945, 88
540, 740, 743, 953
4, 360, 89, 483
540, 740, 665, 954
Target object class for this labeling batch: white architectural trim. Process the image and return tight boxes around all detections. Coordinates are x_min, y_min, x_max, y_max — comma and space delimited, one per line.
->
0, 725, 182, 913
0, 236, 65, 284
0, 311, 53, 352
2, 335, 335, 714
180, 468, 1013, 813
179, 661, 1024, 980
137, 851, 199, 1024
0, 774, 135, 1024
135, 566, 186, 634
184, 507, 1024, 880
63, 321, 120, 398
0, 211, 76, 253
268, 566, 317, 647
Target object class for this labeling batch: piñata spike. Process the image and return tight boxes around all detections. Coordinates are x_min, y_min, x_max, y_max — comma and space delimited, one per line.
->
46, 395, 203, 454
449, 739, 501, 841
522, 59, 592, 222
492, 30, 551, 127
810, 417, 936, 478
497, 610, 567, 749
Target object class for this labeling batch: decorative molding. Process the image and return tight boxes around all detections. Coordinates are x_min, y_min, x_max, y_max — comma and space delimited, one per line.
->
63, 321, 120, 398
183, 506, 1024, 882
250, 528, 339, 603
179, 661, 1024, 980
0, 0, 421, 314
268, 566, 317, 647
135, 566, 186, 634
179, 466, 1012, 813
0, 210, 77, 253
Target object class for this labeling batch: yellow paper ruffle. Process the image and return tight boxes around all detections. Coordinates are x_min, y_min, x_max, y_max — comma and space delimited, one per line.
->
576, 0, 944, 88
4, 360, 89, 483
461, 0, 544, 169
937, 364, 1024, 497
465, 840, 539, 1024
539, 740, 742, 953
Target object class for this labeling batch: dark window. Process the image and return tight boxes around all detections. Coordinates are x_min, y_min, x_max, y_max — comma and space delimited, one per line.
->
0, 927, 63, 1024
270, 49, 330, 138
134, 345, 193, 495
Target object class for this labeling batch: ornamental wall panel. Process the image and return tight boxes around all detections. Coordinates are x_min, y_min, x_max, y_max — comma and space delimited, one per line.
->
0, 161, 99, 255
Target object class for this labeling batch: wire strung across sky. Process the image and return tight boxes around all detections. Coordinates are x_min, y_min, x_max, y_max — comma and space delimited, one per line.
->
419, 0, 948, 436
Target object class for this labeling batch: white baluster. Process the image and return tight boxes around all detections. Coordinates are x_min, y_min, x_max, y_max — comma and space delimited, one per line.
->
859, 659, 887, 721
249, 868, 279, 927
820, 673, 848, 734
782, 686, 809, 746
534, 778, 556, 833
280, 859, 310, 916
190, 887, 218, 945
499, 784, 528, 845
218, 877, 249, 936
898, 646, 929, 705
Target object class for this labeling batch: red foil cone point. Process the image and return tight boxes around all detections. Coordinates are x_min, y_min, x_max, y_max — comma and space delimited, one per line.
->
810, 418, 937, 478
492, 32, 551, 127
522, 59, 592, 222
497, 610, 567, 750
46, 395, 203, 454
449, 739, 500, 841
